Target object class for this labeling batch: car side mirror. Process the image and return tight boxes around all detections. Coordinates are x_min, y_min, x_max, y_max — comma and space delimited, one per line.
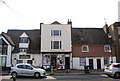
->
31, 68, 33, 70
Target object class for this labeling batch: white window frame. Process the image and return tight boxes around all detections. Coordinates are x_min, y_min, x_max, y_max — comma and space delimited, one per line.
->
104, 45, 111, 52
51, 41, 62, 49
51, 30, 61, 36
82, 45, 89, 52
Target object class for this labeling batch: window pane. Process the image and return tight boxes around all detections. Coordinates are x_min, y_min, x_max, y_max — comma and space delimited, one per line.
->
51, 41, 62, 49
54, 41, 59, 49
104, 57, 109, 65
82, 45, 89, 52
25, 65, 32, 69
80, 58, 86, 66
20, 37, 28, 43
104, 45, 110, 52
43, 55, 50, 65
17, 65, 24, 69
51, 30, 61, 36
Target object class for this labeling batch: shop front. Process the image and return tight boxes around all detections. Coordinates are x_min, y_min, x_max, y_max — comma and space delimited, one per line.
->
14, 54, 33, 65
42, 53, 71, 70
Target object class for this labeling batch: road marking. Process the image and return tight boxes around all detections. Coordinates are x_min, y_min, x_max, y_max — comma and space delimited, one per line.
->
46, 76, 56, 79
100, 74, 108, 77
2, 76, 11, 79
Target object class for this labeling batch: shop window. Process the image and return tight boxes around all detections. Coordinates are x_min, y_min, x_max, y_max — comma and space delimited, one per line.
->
57, 55, 65, 69
82, 45, 89, 52
79, 58, 86, 66
104, 57, 109, 65
104, 45, 111, 52
51, 30, 61, 36
16, 60, 23, 64
42, 55, 50, 65
51, 41, 62, 49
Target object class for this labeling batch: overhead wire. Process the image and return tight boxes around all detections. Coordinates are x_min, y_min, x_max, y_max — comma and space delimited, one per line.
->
0, 0, 22, 16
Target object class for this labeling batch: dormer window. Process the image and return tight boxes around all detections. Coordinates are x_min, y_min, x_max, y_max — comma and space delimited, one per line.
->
19, 48, 27, 53
19, 37, 28, 43
19, 32, 29, 43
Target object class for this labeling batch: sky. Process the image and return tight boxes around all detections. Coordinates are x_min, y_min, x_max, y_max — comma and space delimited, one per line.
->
0, 0, 119, 33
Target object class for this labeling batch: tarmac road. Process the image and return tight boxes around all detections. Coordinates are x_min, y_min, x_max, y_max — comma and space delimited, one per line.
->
1, 74, 120, 81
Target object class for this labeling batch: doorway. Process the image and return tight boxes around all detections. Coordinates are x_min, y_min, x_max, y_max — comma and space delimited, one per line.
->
89, 59, 93, 69
97, 59, 101, 69
51, 55, 57, 69
65, 57, 70, 69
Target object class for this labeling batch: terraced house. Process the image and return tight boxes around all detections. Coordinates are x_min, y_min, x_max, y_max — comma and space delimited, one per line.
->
2, 21, 117, 70
72, 27, 116, 70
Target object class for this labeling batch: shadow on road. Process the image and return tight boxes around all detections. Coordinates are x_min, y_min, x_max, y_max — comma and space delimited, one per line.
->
11, 76, 47, 79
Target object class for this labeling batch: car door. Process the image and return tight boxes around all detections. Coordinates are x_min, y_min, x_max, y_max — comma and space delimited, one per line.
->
16, 65, 26, 75
24, 65, 34, 76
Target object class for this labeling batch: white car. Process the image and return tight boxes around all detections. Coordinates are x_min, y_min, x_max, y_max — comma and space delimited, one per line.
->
10, 63, 46, 78
104, 63, 120, 78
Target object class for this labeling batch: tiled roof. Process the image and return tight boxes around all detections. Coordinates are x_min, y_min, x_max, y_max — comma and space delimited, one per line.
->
1, 32, 15, 46
72, 28, 114, 45
7, 29, 40, 54
51, 21, 61, 24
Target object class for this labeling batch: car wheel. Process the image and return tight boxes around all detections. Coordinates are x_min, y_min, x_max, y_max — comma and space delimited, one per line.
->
12, 72, 17, 78
114, 72, 120, 79
34, 72, 40, 78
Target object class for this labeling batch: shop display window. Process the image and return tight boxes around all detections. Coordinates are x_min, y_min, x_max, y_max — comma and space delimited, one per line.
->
43, 55, 50, 65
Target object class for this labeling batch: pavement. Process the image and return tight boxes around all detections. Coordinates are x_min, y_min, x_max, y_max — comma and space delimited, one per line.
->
46, 69, 104, 76
2, 69, 104, 76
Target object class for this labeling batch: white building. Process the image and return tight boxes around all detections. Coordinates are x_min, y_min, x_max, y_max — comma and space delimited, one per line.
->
0, 33, 14, 69
7, 30, 42, 67
41, 21, 72, 69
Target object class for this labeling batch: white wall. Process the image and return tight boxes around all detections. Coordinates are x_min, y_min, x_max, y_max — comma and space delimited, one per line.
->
1, 36, 13, 67
73, 57, 116, 70
73, 57, 84, 69
19, 43, 29, 48
41, 24, 71, 52
12, 53, 42, 67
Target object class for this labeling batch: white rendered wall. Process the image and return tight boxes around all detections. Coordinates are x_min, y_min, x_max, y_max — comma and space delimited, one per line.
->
72, 57, 116, 70
41, 24, 71, 52
19, 43, 29, 48
12, 53, 42, 67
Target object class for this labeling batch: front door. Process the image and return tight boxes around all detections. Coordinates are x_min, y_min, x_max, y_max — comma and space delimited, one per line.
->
51, 55, 57, 69
97, 59, 101, 69
65, 57, 70, 69
89, 59, 93, 69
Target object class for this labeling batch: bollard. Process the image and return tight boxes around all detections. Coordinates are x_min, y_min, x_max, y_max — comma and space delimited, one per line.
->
50, 66, 54, 75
